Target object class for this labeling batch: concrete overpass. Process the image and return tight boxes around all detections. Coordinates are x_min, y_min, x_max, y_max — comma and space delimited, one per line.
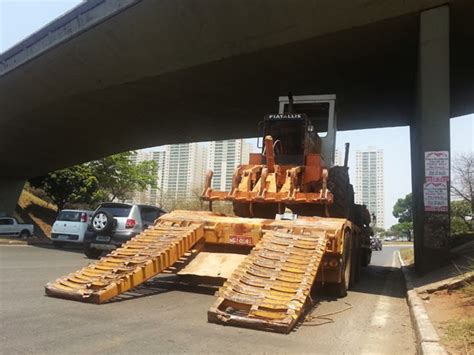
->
1, 0, 473, 271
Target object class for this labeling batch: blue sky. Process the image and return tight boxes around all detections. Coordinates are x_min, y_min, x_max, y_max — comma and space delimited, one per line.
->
1, 0, 472, 228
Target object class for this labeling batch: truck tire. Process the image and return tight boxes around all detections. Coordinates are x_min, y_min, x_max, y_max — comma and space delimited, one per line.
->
84, 244, 102, 259
327, 167, 354, 221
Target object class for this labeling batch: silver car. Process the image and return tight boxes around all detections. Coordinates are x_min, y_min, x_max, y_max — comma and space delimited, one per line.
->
83, 202, 166, 259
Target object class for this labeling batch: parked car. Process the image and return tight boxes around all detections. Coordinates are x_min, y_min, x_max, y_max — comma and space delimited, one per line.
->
51, 209, 93, 247
84, 203, 166, 259
0, 217, 34, 238
370, 236, 383, 251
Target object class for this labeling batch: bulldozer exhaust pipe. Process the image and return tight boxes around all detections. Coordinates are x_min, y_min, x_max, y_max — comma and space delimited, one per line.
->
264, 136, 275, 173
344, 142, 350, 167
288, 92, 294, 114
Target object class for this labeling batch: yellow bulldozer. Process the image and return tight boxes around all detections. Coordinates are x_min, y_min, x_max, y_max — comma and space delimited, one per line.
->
45, 94, 373, 333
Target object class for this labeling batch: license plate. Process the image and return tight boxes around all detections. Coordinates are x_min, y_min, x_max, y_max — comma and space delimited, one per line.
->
229, 235, 253, 245
59, 235, 69, 240
96, 236, 110, 242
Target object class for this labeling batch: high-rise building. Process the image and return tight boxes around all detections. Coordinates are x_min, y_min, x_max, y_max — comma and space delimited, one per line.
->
355, 147, 384, 228
162, 143, 207, 201
334, 149, 343, 166
150, 150, 166, 206
207, 139, 251, 191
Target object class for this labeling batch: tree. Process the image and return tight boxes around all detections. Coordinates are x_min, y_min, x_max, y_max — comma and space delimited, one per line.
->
390, 222, 413, 241
392, 193, 413, 241
393, 193, 413, 223
373, 227, 386, 236
451, 153, 473, 212
90, 152, 157, 202
451, 200, 473, 234
29, 165, 98, 211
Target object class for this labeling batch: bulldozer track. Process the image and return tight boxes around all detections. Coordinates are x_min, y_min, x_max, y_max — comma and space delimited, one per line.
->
45, 220, 205, 303
208, 226, 328, 333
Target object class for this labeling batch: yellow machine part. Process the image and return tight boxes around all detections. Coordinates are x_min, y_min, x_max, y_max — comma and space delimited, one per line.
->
45, 211, 348, 333
45, 220, 205, 303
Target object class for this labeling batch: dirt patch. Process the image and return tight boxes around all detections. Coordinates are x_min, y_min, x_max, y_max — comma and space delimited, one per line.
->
422, 277, 474, 354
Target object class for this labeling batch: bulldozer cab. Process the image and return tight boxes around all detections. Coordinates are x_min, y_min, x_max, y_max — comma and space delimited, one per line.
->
261, 113, 316, 166
277, 94, 337, 166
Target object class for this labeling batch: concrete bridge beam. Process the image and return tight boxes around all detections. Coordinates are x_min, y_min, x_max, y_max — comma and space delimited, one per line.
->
411, 5, 451, 273
0, 178, 25, 216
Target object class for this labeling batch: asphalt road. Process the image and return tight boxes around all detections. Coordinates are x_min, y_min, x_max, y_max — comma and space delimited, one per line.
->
0, 245, 415, 354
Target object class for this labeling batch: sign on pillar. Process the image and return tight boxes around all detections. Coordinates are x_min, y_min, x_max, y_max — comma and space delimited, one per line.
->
423, 151, 449, 249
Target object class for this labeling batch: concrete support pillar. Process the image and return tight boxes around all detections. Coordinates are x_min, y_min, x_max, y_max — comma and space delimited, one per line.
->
0, 178, 25, 216
411, 5, 451, 273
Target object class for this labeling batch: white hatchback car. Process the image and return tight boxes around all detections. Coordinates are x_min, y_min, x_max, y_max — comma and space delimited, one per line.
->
51, 209, 93, 247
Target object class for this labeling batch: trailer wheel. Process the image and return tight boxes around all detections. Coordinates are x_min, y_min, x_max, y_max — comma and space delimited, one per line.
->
327, 230, 351, 298
350, 233, 360, 286
360, 248, 372, 267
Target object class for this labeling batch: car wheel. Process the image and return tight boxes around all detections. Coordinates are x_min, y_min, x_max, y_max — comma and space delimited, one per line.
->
91, 210, 114, 234
19, 230, 30, 238
84, 244, 102, 259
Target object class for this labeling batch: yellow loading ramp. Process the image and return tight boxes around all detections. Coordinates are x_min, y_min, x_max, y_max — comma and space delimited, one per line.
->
45, 220, 205, 303
208, 226, 328, 333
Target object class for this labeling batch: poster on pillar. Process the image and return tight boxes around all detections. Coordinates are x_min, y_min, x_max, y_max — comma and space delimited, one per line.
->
425, 151, 449, 182
423, 182, 448, 212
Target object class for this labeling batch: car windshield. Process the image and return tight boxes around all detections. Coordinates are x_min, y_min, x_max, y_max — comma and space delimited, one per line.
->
98, 205, 131, 218
57, 211, 81, 222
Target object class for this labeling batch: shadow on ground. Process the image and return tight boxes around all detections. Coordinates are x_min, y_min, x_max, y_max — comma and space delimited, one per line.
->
349, 264, 406, 299
98, 263, 407, 306
104, 275, 220, 304
29, 242, 86, 254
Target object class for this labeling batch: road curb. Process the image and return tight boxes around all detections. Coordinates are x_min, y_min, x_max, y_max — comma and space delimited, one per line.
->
397, 251, 447, 355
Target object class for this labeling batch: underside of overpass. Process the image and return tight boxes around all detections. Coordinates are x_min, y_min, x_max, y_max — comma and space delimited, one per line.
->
0, 0, 473, 272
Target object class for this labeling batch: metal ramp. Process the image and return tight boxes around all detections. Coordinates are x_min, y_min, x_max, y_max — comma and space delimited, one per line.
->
45, 220, 204, 303
208, 226, 328, 333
